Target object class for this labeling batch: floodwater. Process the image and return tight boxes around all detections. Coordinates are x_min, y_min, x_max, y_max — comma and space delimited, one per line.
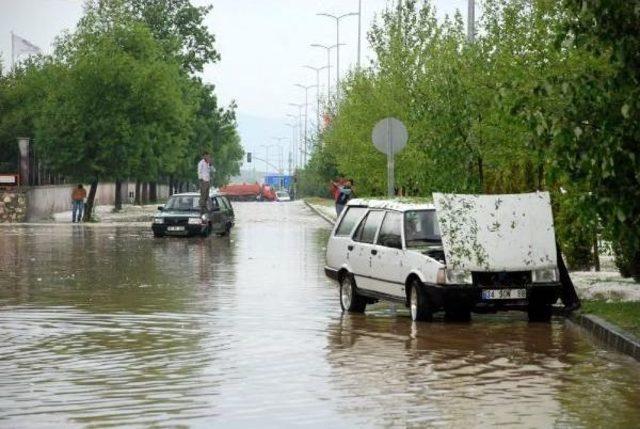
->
1, 202, 639, 428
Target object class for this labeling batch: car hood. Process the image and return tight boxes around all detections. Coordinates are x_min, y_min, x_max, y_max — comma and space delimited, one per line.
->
156, 210, 200, 218
433, 192, 557, 272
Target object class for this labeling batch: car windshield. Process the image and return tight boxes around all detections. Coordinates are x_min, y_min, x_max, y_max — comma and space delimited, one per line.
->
164, 195, 200, 211
404, 210, 441, 247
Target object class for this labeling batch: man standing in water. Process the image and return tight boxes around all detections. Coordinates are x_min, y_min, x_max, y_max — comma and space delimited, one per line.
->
198, 151, 212, 214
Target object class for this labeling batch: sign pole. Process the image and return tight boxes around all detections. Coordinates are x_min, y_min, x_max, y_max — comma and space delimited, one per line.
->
387, 120, 395, 198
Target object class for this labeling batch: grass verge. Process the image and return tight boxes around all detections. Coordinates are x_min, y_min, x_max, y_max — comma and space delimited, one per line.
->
581, 301, 640, 338
304, 197, 334, 207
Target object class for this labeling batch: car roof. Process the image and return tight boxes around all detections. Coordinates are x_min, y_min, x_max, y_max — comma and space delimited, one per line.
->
347, 198, 435, 212
169, 192, 224, 197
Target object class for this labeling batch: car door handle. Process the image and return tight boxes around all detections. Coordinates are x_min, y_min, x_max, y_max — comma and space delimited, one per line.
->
371, 249, 378, 255
348, 245, 354, 251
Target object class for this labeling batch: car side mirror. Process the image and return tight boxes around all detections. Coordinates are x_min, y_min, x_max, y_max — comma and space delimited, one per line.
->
157, 205, 164, 211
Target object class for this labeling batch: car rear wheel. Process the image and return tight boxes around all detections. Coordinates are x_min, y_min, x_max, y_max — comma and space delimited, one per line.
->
410, 279, 433, 322
340, 274, 366, 313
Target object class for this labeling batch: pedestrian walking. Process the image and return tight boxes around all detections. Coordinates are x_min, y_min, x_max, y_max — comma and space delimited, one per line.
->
334, 179, 354, 216
198, 151, 213, 214
71, 184, 86, 223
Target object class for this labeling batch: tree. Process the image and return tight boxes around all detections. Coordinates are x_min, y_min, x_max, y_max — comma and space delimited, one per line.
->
127, 0, 221, 73
36, 13, 192, 218
547, 1, 640, 279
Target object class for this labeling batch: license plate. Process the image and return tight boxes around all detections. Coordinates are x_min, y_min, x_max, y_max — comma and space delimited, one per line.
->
167, 226, 184, 232
482, 288, 526, 300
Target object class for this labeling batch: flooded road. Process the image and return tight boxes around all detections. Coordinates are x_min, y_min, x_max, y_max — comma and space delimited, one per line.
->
1, 201, 639, 428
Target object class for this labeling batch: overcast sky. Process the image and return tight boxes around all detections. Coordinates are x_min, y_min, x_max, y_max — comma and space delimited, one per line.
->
1, 0, 470, 168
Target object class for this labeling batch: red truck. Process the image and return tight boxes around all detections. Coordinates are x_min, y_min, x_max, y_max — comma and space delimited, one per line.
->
220, 182, 276, 201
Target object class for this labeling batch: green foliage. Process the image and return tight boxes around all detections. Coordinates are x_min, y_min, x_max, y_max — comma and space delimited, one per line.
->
308, 0, 640, 279
127, 0, 221, 73
548, 0, 640, 279
297, 144, 338, 198
36, 17, 192, 184
554, 190, 598, 270
0, 0, 243, 194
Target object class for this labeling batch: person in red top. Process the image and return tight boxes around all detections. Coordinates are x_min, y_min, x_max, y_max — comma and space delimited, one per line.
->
71, 184, 87, 223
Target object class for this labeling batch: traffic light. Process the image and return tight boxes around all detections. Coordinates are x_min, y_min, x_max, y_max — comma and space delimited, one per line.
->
247, 152, 252, 163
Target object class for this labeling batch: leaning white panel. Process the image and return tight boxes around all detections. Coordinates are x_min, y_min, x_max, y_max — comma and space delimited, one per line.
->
433, 192, 557, 272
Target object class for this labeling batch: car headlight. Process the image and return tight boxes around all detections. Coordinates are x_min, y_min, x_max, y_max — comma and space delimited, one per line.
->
153, 217, 164, 224
532, 268, 558, 283
188, 217, 203, 225
445, 269, 472, 285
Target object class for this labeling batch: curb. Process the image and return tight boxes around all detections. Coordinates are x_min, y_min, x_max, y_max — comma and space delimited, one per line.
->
568, 313, 640, 361
304, 201, 336, 225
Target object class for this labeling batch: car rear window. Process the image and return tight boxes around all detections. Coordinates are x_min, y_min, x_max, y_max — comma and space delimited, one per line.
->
353, 210, 385, 244
335, 207, 366, 236
377, 211, 403, 248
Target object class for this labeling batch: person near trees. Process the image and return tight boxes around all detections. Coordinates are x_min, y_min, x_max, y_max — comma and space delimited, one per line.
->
334, 179, 355, 216
71, 184, 87, 223
198, 151, 213, 214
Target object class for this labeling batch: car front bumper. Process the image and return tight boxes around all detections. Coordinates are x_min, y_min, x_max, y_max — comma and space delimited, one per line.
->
325, 266, 339, 281
425, 282, 562, 311
152, 223, 207, 236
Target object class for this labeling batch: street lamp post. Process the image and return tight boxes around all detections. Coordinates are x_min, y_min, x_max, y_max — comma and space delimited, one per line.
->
288, 104, 304, 168
294, 84, 318, 166
357, 0, 362, 68
317, 12, 358, 100
285, 121, 297, 174
259, 144, 275, 177
310, 43, 342, 99
271, 137, 287, 173
303, 65, 329, 134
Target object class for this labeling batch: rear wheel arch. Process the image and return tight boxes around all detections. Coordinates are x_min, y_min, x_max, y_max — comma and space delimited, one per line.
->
405, 273, 421, 306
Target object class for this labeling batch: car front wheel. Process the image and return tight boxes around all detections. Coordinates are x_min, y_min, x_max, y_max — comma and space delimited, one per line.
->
340, 274, 366, 313
201, 222, 212, 237
410, 279, 433, 322
527, 303, 552, 322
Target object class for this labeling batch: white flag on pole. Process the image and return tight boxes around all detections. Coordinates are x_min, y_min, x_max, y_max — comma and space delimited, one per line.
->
12, 33, 41, 58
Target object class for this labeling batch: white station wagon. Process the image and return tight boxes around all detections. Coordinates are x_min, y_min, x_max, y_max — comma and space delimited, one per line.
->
324, 193, 563, 322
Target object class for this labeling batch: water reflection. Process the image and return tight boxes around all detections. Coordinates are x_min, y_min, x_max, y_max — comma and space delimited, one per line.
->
325, 312, 640, 427
1, 203, 639, 428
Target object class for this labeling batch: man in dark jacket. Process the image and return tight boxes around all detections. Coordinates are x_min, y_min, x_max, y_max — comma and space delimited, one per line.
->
335, 180, 354, 216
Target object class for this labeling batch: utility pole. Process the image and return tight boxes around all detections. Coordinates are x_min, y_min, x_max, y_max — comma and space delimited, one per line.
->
303, 65, 329, 134
317, 12, 358, 100
467, 0, 475, 42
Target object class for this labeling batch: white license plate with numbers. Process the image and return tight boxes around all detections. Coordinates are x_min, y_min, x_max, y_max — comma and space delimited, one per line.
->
167, 226, 184, 232
482, 289, 526, 300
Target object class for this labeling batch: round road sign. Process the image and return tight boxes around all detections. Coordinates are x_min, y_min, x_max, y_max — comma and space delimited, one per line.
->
372, 117, 408, 155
